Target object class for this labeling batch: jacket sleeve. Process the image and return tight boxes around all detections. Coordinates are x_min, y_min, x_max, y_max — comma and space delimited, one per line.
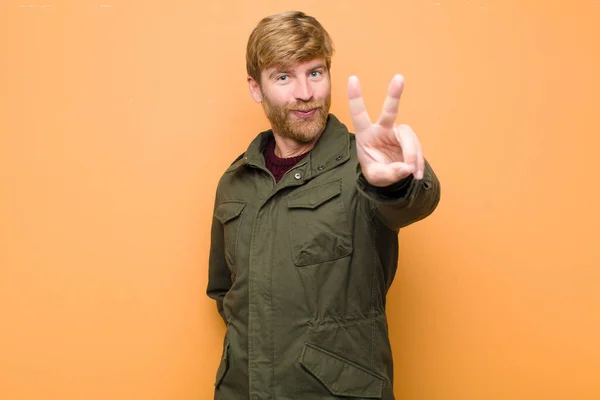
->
206, 198, 232, 326
356, 158, 441, 231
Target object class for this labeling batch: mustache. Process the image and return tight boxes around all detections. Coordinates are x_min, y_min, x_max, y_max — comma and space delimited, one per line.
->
286, 102, 323, 112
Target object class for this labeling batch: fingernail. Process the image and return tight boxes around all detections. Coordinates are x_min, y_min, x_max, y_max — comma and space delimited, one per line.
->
416, 171, 423, 180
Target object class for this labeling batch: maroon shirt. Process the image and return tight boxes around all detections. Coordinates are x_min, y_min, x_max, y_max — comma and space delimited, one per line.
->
263, 138, 311, 183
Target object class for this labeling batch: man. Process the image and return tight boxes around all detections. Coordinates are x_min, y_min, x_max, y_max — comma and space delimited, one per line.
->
207, 11, 440, 400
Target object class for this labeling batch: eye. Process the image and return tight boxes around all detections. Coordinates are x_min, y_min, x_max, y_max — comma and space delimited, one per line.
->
277, 75, 288, 81
310, 71, 322, 77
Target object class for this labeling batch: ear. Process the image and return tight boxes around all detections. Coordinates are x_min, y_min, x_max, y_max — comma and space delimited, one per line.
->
247, 76, 263, 103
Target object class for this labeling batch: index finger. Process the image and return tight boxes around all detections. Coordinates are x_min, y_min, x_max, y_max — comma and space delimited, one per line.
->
347, 76, 372, 134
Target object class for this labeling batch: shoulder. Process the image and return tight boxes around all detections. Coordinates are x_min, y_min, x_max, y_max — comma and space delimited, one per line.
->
215, 151, 247, 193
217, 151, 247, 176
228, 152, 246, 169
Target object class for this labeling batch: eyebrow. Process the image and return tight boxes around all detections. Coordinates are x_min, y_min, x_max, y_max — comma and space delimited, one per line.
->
267, 63, 327, 80
309, 63, 326, 72
269, 68, 290, 80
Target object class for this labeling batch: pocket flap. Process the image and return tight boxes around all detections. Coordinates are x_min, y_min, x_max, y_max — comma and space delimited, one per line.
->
215, 201, 246, 224
288, 180, 342, 209
300, 342, 384, 398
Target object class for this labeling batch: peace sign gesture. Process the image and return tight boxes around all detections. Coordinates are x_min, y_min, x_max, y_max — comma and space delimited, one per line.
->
348, 75, 424, 187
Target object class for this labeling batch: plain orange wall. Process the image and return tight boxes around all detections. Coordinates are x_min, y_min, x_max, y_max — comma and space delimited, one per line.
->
1, 1, 599, 399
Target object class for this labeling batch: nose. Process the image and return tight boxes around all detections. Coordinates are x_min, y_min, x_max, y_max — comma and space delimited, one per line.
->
294, 77, 313, 101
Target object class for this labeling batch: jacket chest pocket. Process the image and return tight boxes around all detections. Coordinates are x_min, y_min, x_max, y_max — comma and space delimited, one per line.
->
287, 179, 353, 266
215, 201, 246, 268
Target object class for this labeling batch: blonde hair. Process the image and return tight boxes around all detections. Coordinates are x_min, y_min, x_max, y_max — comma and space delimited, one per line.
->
246, 11, 335, 83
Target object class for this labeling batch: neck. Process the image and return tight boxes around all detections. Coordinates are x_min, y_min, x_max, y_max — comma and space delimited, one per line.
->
272, 133, 319, 158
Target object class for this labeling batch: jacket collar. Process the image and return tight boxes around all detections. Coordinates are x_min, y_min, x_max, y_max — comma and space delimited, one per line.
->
228, 114, 351, 179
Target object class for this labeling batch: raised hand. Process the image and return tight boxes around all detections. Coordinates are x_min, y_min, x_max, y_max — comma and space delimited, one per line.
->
348, 74, 424, 187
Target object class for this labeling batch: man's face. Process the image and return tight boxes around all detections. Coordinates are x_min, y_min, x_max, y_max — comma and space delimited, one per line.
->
250, 59, 332, 143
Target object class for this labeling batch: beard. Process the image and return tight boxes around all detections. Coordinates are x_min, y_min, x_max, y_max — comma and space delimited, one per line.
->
261, 94, 331, 144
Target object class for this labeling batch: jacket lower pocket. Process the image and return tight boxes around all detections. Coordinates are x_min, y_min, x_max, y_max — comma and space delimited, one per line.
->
300, 342, 384, 398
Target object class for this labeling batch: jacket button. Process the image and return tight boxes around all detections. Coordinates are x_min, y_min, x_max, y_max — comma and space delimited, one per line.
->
294, 173, 302, 180
336, 156, 342, 161
317, 165, 324, 171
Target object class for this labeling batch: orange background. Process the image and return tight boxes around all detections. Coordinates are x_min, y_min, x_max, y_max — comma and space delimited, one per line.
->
1, 1, 599, 399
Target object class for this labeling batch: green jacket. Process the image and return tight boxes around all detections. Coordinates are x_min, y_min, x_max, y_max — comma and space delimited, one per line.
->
207, 114, 441, 399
